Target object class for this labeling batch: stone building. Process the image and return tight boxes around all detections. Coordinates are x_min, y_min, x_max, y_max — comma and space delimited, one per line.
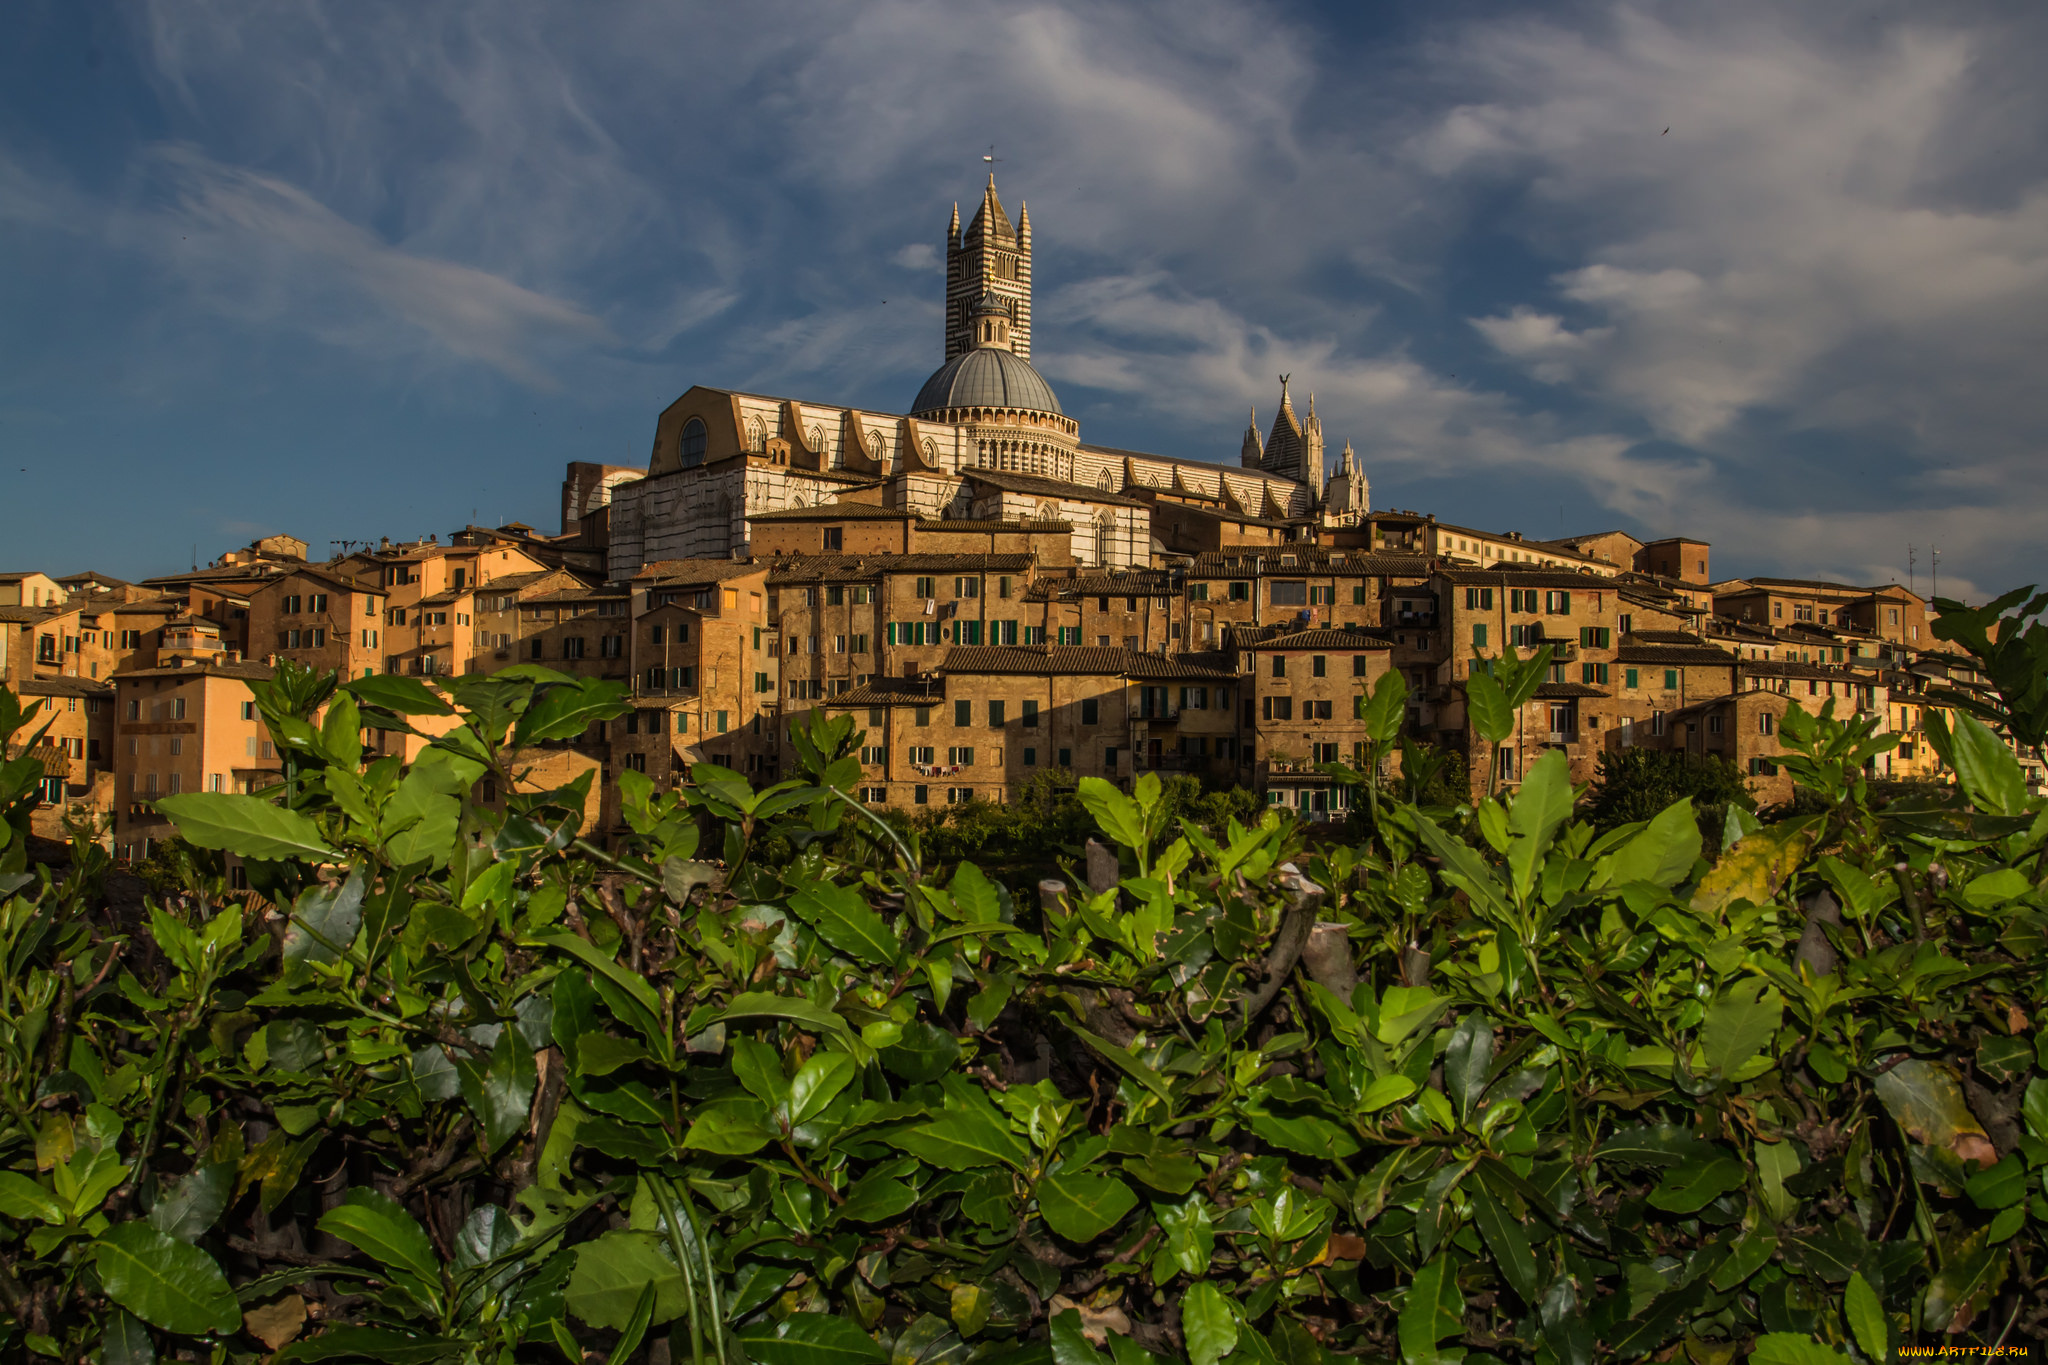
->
605, 178, 1346, 580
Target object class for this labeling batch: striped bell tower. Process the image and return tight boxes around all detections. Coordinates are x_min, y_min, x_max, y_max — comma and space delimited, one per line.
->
945, 176, 1033, 362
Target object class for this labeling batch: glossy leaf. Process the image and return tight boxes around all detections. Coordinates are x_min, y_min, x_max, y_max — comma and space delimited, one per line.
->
93, 1223, 241, 1336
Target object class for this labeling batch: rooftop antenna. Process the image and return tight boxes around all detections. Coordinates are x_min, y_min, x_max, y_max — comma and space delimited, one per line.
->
1908, 545, 1916, 597
1931, 546, 1940, 602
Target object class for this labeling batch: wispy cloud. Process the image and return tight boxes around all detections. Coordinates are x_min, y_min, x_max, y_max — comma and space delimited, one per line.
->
144, 146, 613, 386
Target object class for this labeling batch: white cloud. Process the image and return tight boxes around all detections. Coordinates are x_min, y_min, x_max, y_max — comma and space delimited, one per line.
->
146, 146, 614, 387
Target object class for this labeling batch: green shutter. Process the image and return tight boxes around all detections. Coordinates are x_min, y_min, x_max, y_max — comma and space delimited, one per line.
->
1473, 623, 1488, 648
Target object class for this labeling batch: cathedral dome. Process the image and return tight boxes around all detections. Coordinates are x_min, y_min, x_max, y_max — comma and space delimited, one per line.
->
911, 348, 1064, 418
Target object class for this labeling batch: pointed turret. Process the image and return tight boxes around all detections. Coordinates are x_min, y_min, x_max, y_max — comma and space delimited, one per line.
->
1240, 408, 1264, 468
1018, 200, 1031, 246
949, 201, 960, 245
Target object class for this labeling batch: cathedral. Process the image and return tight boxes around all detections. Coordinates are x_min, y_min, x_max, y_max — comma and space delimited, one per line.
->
601, 177, 1369, 580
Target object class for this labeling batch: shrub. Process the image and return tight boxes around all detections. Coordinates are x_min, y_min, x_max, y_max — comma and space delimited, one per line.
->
1584, 746, 1757, 845
0, 664, 2045, 1362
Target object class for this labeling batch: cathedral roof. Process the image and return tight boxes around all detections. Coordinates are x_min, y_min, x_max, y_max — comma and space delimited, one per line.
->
911, 348, 1064, 417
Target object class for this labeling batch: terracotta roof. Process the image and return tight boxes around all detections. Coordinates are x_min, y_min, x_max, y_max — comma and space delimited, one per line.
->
767, 553, 1033, 584
1240, 627, 1395, 651
16, 676, 113, 698
940, 646, 1241, 680
1615, 636, 1736, 666
1439, 566, 1612, 589
821, 679, 947, 709
1534, 681, 1609, 698
112, 600, 179, 617
916, 518, 1073, 533
414, 588, 471, 607
632, 559, 767, 586
1190, 549, 1433, 576
1739, 660, 1874, 683
116, 660, 275, 681
1025, 571, 1178, 601
748, 503, 912, 522
475, 570, 570, 594
56, 571, 129, 588
262, 566, 374, 596
0, 606, 59, 624
961, 468, 1148, 508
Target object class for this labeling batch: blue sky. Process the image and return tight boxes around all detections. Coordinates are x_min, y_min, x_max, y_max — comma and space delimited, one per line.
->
4, 1, 2045, 600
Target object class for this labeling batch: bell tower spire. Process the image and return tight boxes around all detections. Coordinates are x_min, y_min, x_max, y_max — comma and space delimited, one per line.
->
945, 175, 1032, 362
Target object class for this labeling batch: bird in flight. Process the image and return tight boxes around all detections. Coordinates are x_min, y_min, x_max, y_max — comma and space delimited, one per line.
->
983, 145, 1003, 164
1662, 127, 1670, 135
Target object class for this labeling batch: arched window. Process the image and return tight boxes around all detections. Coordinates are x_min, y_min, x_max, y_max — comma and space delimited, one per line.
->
678, 418, 708, 467
745, 417, 766, 453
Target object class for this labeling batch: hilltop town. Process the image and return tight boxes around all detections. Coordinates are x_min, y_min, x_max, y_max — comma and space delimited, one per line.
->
3, 179, 2020, 857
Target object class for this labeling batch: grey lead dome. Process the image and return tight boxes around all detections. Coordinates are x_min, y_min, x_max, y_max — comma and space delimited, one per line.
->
910, 348, 1064, 417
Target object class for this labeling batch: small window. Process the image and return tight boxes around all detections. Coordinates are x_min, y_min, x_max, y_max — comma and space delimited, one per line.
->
1022, 698, 1040, 727
1472, 624, 1488, 649
1272, 656, 1286, 678
988, 700, 1005, 727
822, 528, 843, 551
1664, 669, 1679, 690
1312, 655, 1326, 678
1081, 697, 1099, 725
954, 699, 971, 726
1352, 656, 1368, 677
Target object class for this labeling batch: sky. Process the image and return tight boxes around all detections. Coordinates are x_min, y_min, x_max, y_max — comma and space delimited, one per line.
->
4, 0, 2045, 601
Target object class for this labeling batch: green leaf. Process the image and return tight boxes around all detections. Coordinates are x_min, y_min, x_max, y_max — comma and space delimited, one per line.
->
1049, 1310, 1110, 1365
1646, 1155, 1747, 1213
1037, 1168, 1139, 1243
879, 1020, 961, 1085
837, 1172, 921, 1224
1506, 749, 1573, 902
147, 1161, 235, 1241
1444, 1012, 1493, 1124
1844, 1272, 1887, 1363
1698, 978, 1783, 1079
716, 991, 858, 1043
456, 1027, 537, 1154
1948, 710, 2028, 816
1062, 1021, 1174, 1105
317, 1189, 441, 1287
1397, 1253, 1463, 1365
1469, 1186, 1537, 1305
154, 793, 337, 862
1964, 1154, 2026, 1210
1601, 798, 1702, 889
893, 1106, 1031, 1171
276, 1327, 464, 1364
93, 1222, 242, 1336
739, 1312, 889, 1364
0, 1170, 65, 1224
1465, 669, 1513, 748
789, 1049, 858, 1125
789, 882, 901, 967
1244, 1110, 1362, 1160
949, 860, 1001, 922
527, 930, 663, 1029
515, 677, 632, 745
1181, 1282, 1238, 1365
283, 866, 366, 973
343, 674, 454, 716
1749, 1334, 1849, 1363
1922, 1227, 2008, 1334
1077, 776, 1148, 851
101, 1310, 155, 1365
1359, 1074, 1417, 1112
683, 1102, 776, 1155
604, 1283, 658, 1365
565, 1230, 689, 1330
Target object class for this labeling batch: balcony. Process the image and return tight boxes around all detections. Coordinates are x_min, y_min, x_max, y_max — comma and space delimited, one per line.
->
1133, 704, 1181, 723
1395, 610, 1438, 627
